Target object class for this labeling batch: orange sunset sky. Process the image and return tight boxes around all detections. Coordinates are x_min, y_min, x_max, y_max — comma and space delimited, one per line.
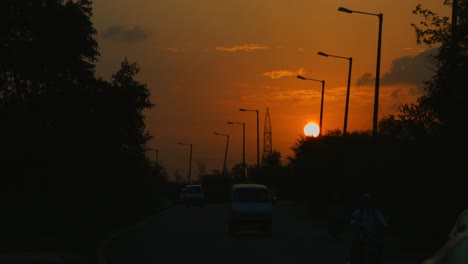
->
91, 0, 450, 179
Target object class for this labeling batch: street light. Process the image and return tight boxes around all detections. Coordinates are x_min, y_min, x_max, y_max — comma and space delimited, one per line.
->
338, 6, 383, 137
177, 142, 192, 184
318, 51, 352, 136
239, 108, 259, 169
297, 75, 326, 137
213, 132, 229, 178
227, 121, 246, 179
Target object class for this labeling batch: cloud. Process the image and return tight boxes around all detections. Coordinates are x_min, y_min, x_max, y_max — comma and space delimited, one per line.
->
215, 44, 269, 52
355, 48, 437, 93
101, 25, 149, 42
404, 47, 426, 54
242, 86, 317, 103
167, 47, 180, 52
263, 68, 305, 79
355, 72, 374, 86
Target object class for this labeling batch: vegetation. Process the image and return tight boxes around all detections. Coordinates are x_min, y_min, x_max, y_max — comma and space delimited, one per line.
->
0, 0, 172, 261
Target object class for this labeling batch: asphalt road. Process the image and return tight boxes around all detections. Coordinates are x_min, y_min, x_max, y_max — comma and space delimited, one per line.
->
101, 201, 423, 264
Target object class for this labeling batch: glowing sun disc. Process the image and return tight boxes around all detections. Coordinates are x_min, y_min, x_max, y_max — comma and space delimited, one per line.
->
304, 122, 320, 137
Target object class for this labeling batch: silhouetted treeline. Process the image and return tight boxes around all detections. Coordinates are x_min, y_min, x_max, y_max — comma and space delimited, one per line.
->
0, 1, 170, 261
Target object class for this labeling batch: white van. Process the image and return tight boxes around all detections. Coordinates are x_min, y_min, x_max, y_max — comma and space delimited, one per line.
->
228, 183, 273, 236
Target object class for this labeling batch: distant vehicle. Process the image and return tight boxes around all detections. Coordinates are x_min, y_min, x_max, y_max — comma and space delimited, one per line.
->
228, 183, 273, 236
180, 184, 205, 207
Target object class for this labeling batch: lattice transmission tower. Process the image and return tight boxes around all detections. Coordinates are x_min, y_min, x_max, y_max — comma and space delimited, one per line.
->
262, 107, 272, 164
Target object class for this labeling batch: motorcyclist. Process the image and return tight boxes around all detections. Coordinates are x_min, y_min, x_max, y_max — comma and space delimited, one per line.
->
349, 193, 388, 264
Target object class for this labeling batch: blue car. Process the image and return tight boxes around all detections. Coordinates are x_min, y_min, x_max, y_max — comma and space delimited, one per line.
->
180, 184, 205, 207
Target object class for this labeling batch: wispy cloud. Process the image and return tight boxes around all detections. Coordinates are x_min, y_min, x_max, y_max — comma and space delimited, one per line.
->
263, 68, 305, 79
215, 44, 269, 52
404, 47, 426, 54
167, 47, 180, 52
101, 25, 149, 42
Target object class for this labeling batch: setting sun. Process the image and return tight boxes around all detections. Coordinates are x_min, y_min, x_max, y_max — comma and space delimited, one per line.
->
304, 122, 320, 137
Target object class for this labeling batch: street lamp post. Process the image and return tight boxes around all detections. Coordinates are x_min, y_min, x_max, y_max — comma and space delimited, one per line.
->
227, 121, 246, 179
318, 51, 352, 136
239, 108, 259, 169
297, 75, 326, 137
338, 6, 382, 137
213, 132, 229, 177
177, 142, 192, 184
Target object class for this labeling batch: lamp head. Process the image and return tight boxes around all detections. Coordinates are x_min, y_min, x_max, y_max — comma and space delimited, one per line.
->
239, 108, 246, 111
297, 75, 306, 80
318, 51, 329, 57
338, 7, 352, 13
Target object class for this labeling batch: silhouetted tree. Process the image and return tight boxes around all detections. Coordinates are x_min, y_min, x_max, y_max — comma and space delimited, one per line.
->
200, 172, 231, 203
0, 1, 157, 260
377, 1, 468, 252
323, 129, 342, 136
382, 1, 466, 147
411, 1, 467, 130
109, 58, 153, 146
261, 150, 282, 168
229, 163, 245, 182
197, 162, 208, 180
256, 150, 290, 197
173, 169, 185, 184
379, 96, 440, 142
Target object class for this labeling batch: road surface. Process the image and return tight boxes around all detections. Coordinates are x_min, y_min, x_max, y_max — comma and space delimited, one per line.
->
101, 201, 422, 264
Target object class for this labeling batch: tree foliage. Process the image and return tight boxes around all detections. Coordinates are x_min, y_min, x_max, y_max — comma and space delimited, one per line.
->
379, 1, 467, 169
379, 95, 440, 142
389, 0, 468, 139
0, 0, 161, 256
261, 150, 282, 168
108, 58, 154, 147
